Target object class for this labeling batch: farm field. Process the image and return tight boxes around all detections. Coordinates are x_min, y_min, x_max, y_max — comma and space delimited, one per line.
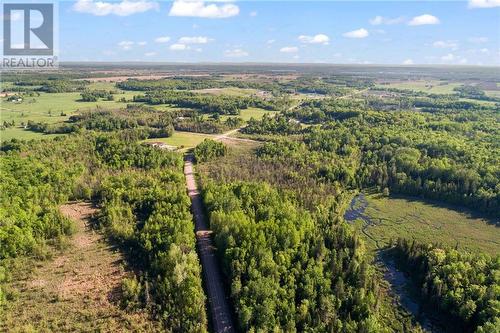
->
347, 193, 499, 255
377, 80, 462, 94
194, 87, 259, 96
0, 89, 142, 141
1, 92, 136, 119
1, 92, 135, 121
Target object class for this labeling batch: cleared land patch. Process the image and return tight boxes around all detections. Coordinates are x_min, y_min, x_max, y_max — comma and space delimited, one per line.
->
143, 131, 216, 149
221, 107, 275, 122
1, 202, 161, 332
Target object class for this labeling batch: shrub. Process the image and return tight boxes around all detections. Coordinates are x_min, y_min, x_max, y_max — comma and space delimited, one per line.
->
121, 276, 142, 310
193, 139, 227, 163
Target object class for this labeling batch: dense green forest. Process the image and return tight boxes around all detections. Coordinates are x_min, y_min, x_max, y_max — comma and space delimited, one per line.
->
116, 75, 373, 95
132, 90, 284, 114
247, 97, 500, 217
203, 181, 387, 332
391, 239, 499, 333
0, 134, 207, 331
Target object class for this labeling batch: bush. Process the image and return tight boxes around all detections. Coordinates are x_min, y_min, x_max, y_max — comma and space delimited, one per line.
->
193, 139, 227, 163
121, 276, 142, 310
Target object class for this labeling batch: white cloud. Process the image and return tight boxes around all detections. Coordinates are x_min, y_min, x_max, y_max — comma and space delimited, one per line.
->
408, 14, 440, 26
155, 36, 171, 43
144, 52, 157, 56
468, 0, 500, 8
169, 0, 239, 18
433, 40, 459, 50
170, 43, 187, 51
468, 36, 489, 43
118, 40, 134, 50
224, 48, 249, 57
402, 59, 414, 65
333, 52, 342, 58
73, 0, 159, 16
298, 34, 330, 45
178, 36, 213, 44
343, 28, 369, 38
440, 53, 468, 64
480, 48, 490, 53
280, 46, 299, 53
137, 41, 147, 46
441, 53, 455, 61
369, 15, 404, 25
267, 39, 275, 44
249, 11, 257, 17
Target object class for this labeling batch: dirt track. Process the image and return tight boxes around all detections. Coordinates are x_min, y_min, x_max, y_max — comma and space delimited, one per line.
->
184, 156, 236, 333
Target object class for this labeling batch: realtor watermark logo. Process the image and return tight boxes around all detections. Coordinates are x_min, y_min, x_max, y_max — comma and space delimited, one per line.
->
2, 1, 58, 70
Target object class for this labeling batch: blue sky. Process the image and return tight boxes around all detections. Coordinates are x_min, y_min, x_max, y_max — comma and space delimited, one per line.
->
54, 0, 500, 64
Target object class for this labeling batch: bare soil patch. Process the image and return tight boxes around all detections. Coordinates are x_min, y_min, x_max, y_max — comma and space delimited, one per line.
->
1, 202, 162, 332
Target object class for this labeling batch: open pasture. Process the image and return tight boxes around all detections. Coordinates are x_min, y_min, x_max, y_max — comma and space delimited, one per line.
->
0, 90, 141, 141
377, 80, 461, 94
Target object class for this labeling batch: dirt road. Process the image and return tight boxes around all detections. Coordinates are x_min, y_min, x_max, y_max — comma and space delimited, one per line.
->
184, 156, 236, 333
213, 127, 258, 144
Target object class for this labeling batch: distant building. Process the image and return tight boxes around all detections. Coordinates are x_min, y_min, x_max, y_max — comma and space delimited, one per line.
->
143, 141, 177, 151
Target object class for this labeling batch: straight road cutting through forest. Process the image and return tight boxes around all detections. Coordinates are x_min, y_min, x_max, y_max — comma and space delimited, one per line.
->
184, 155, 236, 333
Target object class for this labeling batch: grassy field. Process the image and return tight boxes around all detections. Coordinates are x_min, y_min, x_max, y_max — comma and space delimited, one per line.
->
193, 87, 259, 96
378, 81, 461, 94
0, 88, 270, 141
1, 92, 135, 121
349, 194, 499, 255
221, 107, 275, 122
143, 131, 216, 149
0, 128, 62, 141
459, 97, 498, 107
485, 90, 500, 98
0, 90, 140, 141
